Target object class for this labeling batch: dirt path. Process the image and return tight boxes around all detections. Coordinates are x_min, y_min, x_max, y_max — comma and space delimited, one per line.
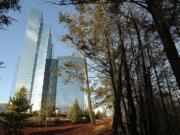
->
92, 119, 112, 135
23, 123, 94, 135
1, 119, 112, 135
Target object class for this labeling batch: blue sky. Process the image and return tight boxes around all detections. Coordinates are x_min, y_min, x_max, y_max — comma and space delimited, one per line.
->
0, 0, 78, 103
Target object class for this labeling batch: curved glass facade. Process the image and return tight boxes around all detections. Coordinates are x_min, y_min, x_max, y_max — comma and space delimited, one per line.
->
12, 9, 51, 111
30, 23, 50, 110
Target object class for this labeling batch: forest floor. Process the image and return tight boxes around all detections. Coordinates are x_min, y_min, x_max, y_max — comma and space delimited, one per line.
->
91, 118, 112, 135
0, 118, 112, 135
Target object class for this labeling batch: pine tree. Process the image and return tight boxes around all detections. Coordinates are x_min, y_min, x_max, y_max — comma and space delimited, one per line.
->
67, 99, 83, 123
2, 87, 31, 135
0, 0, 21, 29
52, 2, 180, 134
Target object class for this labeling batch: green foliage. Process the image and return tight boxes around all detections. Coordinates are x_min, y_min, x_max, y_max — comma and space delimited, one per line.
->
40, 100, 53, 118
67, 99, 83, 122
40, 99, 53, 127
61, 59, 85, 85
94, 84, 114, 110
56, 1, 180, 134
95, 110, 106, 120
0, 0, 21, 29
32, 110, 39, 116
81, 109, 90, 122
2, 87, 31, 134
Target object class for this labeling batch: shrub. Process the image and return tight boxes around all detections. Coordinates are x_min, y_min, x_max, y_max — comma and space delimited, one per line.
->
54, 118, 61, 124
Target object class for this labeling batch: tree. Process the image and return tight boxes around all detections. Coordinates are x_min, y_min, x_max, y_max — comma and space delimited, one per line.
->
2, 87, 31, 135
48, 0, 180, 89
49, 1, 180, 134
59, 4, 127, 134
84, 56, 95, 124
82, 109, 90, 122
145, 0, 180, 89
95, 110, 106, 120
40, 99, 53, 127
94, 79, 114, 113
0, 0, 21, 29
67, 99, 83, 122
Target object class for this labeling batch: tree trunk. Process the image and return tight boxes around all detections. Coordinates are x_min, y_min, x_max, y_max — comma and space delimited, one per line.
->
118, 25, 138, 135
147, 1, 180, 89
164, 71, 175, 110
131, 13, 158, 135
117, 56, 127, 135
84, 56, 95, 125
129, 33, 147, 135
145, 37, 174, 135
104, 31, 120, 135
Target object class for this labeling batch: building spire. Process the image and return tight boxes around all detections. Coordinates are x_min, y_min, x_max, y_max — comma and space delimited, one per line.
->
49, 27, 52, 41
47, 27, 53, 59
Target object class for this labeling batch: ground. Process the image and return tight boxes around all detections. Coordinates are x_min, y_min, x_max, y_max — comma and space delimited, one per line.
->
0, 119, 112, 135
91, 119, 112, 135
23, 123, 93, 135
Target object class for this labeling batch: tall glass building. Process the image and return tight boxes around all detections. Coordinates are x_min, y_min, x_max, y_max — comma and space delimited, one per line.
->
41, 59, 58, 109
55, 56, 85, 113
12, 9, 51, 111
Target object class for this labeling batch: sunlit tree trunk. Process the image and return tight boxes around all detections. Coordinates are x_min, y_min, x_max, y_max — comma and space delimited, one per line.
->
84, 55, 95, 125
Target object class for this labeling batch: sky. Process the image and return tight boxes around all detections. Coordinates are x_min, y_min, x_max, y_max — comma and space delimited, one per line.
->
0, 0, 79, 103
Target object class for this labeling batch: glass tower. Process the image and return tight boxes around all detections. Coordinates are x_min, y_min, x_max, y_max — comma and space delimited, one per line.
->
41, 59, 58, 109
56, 56, 85, 113
12, 9, 51, 111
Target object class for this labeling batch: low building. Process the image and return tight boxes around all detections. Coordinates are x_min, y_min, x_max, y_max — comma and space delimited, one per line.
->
56, 56, 84, 113
42, 56, 85, 113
